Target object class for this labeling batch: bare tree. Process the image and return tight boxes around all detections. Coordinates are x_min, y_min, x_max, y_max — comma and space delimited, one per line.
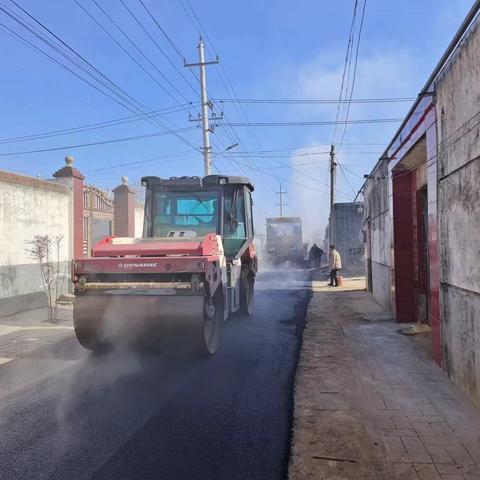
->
26, 234, 65, 321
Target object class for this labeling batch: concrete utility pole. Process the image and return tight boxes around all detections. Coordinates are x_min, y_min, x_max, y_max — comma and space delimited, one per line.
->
276, 184, 287, 217
329, 144, 337, 244
185, 38, 219, 176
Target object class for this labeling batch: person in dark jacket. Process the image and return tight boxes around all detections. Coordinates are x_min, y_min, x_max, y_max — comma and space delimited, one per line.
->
309, 244, 324, 268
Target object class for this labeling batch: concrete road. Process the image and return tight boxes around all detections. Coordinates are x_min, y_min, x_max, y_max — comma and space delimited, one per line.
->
0, 269, 310, 480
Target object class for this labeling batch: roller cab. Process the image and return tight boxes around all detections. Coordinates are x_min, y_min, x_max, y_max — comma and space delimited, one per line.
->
72, 175, 257, 355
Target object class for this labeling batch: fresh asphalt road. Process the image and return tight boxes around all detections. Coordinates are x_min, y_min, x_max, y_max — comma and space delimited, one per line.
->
0, 269, 311, 480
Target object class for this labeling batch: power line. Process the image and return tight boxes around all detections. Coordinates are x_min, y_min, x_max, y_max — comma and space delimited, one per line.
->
356, 106, 480, 199
88, 0, 191, 103
73, 0, 185, 104
133, 1, 255, 192
136, 0, 206, 100
118, 0, 200, 98
222, 150, 380, 159
5, 1, 151, 114
265, 172, 351, 198
338, 163, 365, 179
189, 0, 385, 202
0, 126, 197, 156
1, 1, 198, 150
332, 0, 358, 145
85, 150, 197, 176
179, 0, 279, 196
219, 143, 387, 153
338, 0, 368, 149
220, 118, 402, 127
214, 97, 415, 104
331, 6, 370, 207
0, 17, 133, 112
136, 0, 185, 60
0, 103, 194, 145
338, 161, 358, 198
0, 15, 175, 139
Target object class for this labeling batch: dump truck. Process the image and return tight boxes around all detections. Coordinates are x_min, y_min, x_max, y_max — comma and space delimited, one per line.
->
72, 175, 257, 355
265, 216, 303, 265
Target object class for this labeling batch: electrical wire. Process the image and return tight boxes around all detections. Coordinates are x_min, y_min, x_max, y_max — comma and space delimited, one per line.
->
85, 150, 199, 178
220, 118, 402, 127
222, 152, 379, 161
337, 0, 368, 149
219, 143, 386, 153
358, 107, 480, 197
2, 0, 199, 150
73, 0, 185, 104
337, 163, 365, 179
0, 103, 194, 145
117, 0, 200, 98
0, 126, 197, 156
332, 0, 358, 145
4, 1, 150, 113
179, 0, 279, 196
338, 161, 358, 198
136, 0, 185, 61
214, 97, 415, 104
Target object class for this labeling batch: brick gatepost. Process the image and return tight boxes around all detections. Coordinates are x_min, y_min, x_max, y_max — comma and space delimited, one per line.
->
53, 155, 85, 259
113, 176, 135, 237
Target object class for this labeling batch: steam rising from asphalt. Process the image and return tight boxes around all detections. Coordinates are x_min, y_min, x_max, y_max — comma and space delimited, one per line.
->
50, 307, 144, 472
0, 263, 313, 478
256, 261, 311, 291
0, 305, 151, 479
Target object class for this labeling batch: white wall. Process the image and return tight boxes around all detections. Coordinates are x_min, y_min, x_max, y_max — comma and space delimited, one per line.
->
435, 16, 480, 404
0, 171, 69, 313
364, 159, 392, 310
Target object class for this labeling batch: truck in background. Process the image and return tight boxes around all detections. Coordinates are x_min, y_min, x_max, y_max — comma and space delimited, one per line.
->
265, 217, 304, 265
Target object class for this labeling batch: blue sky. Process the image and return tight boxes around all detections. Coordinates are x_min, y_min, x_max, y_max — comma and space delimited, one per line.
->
0, 0, 474, 237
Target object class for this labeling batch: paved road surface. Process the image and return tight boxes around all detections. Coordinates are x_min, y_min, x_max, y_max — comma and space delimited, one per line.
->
0, 269, 310, 480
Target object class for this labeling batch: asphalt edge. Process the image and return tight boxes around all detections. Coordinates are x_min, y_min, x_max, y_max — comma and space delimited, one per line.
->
281, 269, 313, 480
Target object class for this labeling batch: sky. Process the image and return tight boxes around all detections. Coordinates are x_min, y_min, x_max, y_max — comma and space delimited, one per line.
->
0, 0, 475, 239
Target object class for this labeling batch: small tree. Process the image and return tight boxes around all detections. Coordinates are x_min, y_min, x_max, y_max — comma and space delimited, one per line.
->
26, 234, 65, 321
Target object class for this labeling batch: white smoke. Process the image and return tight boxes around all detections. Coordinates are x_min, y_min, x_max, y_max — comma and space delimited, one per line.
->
287, 144, 332, 247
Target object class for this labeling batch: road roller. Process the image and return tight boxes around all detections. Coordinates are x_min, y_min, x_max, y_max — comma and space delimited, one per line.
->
72, 175, 257, 355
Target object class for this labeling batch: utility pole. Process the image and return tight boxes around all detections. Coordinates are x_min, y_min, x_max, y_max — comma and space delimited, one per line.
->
185, 38, 219, 176
276, 184, 287, 217
329, 144, 337, 244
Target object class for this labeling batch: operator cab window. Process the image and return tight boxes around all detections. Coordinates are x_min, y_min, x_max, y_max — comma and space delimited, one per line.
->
223, 188, 247, 258
146, 190, 220, 237
224, 189, 246, 239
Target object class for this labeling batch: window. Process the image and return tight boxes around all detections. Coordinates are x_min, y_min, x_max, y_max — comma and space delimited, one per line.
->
146, 190, 220, 237
223, 188, 248, 259
224, 189, 246, 239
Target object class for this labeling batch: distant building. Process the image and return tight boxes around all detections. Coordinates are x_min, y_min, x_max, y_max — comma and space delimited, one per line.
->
329, 202, 365, 275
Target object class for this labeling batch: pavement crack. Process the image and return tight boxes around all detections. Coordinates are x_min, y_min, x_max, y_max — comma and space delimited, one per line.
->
312, 455, 358, 464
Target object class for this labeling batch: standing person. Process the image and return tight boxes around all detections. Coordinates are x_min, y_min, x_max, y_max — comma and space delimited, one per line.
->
308, 244, 317, 268
309, 244, 322, 268
315, 246, 325, 268
328, 245, 342, 286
